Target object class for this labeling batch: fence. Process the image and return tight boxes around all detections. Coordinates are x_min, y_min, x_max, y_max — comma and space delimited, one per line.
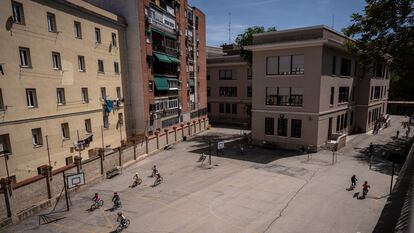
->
0, 118, 209, 227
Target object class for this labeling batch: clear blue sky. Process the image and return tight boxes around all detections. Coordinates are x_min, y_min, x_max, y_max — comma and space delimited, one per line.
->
188, 0, 366, 46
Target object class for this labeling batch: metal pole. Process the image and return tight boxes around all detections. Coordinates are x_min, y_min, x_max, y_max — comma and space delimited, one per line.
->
332, 150, 335, 165
209, 140, 211, 165
101, 125, 105, 149
63, 171, 69, 211
46, 135, 51, 167
390, 158, 395, 195
77, 130, 81, 159
4, 154, 10, 179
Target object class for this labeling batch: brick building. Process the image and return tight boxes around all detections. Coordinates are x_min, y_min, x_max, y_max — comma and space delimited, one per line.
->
88, 0, 207, 137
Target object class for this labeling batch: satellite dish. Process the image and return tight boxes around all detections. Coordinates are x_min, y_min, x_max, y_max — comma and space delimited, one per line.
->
5, 16, 13, 31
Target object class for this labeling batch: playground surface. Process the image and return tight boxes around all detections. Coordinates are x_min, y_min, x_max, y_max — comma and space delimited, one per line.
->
3, 116, 412, 233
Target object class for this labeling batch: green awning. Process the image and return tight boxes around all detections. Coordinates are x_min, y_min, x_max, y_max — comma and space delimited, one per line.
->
189, 79, 195, 87
167, 55, 181, 63
154, 52, 172, 63
154, 77, 169, 90
151, 28, 177, 40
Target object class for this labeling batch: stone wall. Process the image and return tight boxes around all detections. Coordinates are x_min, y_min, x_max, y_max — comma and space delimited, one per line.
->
0, 118, 208, 226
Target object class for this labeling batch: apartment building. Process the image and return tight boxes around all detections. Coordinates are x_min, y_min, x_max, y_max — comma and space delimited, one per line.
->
0, 0, 127, 181
207, 45, 252, 126
87, 0, 207, 136
246, 25, 389, 150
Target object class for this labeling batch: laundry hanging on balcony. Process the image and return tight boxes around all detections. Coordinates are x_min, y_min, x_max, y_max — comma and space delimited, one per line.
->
105, 99, 113, 113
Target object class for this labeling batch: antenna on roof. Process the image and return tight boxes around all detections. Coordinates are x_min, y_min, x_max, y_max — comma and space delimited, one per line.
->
332, 14, 335, 29
228, 12, 231, 44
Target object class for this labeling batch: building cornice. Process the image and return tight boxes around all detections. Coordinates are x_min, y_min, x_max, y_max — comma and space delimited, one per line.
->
245, 38, 349, 52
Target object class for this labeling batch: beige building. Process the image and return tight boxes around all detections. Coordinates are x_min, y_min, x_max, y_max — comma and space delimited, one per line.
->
0, 0, 127, 181
207, 45, 252, 126
246, 25, 389, 150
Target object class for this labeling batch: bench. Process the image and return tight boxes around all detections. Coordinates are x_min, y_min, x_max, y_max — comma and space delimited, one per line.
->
106, 166, 121, 179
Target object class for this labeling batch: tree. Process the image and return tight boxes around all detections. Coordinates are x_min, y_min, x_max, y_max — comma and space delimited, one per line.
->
235, 26, 277, 64
343, 0, 414, 100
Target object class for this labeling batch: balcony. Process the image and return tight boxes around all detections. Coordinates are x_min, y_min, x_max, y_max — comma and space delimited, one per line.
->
148, 7, 176, 35
150, 97, 180, 119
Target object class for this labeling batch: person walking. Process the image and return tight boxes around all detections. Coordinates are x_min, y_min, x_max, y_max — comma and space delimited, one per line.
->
350, 175, 358, 190
396, 130, 400, 139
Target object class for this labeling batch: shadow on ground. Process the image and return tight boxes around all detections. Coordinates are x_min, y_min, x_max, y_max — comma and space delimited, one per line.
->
354, 136, 413, 176
188, 134, 303, 164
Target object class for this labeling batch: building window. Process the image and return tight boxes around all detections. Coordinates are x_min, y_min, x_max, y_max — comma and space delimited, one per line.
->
332, 56, 336, 75
352, 86, 355, 102
47, 12, 57, 32
98, 59, 104, 73
338, 87, 349, 103
100, 87, 106, 100
247, 86, 252, 97
247, 66, 252, 79
219, 87, 237, 97
375, 63, 384, 78
225, 104, 231, 114
114, 62, 120, 74
266, 56, 278, 75
56, 88, 65, 105
95, 28, 101, 43
350, 111, 354, 126
207, 103, 211, 113
330, 87, 334, 105
277, 118, 288, 136
116, 87, 121, 99
12, 1, 25, 24
340, 58, 352, 76
265, 87, 303, 106
219, 70, 232, 80
103, 115, 109, 129
85, 119, 92, 133
232, 104, 237, 114
374, 86, 381, 99
291, 119, 302, 138
81, 88, 89, 103
0, 89, 4, 110
207, 72, 210, 80
78, 56, 85, 71
278, 55, 291, 75
52, 52, 61, 70
26, 88, 37, 108
74, 21, 82, 38
19, 47, 31, 67
207, 87, 210, 96
336, 115, 340, 131
61, 123, 70, 139
31, 128, 43, 147
291, 55, 304, 74
219, 103, 224, 113
265, 117, 274, 135
111, 33, 117, 47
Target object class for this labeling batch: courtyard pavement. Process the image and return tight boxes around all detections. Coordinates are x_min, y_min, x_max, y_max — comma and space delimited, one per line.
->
2, 116, 413, 233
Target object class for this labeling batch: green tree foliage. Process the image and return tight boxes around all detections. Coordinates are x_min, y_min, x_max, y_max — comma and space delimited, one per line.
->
235, 26, 277, 64
343, 0, 414, 100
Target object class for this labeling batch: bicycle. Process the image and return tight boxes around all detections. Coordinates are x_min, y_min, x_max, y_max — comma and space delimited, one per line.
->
153, 175, 163, 186
132, 177, 142, 187
116, 219, 130, 232
113, 201, 122, 210
90, 199, 104, 210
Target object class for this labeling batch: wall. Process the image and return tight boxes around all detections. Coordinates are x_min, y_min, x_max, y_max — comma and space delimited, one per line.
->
0, 118, 208, 226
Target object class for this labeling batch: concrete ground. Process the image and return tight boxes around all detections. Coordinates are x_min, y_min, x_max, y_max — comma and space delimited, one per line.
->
2, 116, 413, 233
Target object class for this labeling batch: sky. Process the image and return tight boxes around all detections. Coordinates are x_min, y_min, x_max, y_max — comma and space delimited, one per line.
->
188, 0, 366, 46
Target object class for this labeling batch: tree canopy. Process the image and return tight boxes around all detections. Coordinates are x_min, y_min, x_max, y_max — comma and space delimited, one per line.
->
343, 0, 414, 100
235, 26, 277, 64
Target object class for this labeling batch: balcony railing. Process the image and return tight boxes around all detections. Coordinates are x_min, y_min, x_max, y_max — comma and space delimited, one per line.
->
153, 44, 178, 57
